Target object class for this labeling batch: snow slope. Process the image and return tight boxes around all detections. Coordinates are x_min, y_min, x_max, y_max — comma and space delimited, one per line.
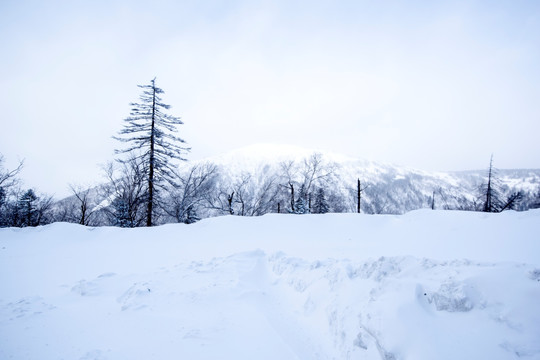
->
1, 210, 539, 359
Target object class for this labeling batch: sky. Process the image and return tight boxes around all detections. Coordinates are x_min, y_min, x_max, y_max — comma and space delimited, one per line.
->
1, 0, 539, 197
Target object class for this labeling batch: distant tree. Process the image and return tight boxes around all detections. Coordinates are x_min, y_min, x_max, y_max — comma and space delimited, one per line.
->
17, 189, 38, 227
301, 153, 338, 195
229, 172, 280, 216
480, 155, 522, 213
531, 188, 540, 209
279, 154, 338, 214
482, 155, 500, 212
183, 205, 200, 224
69, 185, 96, 226
165, 163, 218, 223
102, 157, 147, 227
112, 197, 132, 228
292, 184, 309, 214
114, 78, 189, 226
0, 155, 24, 190
14, 189, 52, 227
279, 160, 297, 213
356, 179, 368, 213
0, 155, 24, 227
312, 187, 329, 214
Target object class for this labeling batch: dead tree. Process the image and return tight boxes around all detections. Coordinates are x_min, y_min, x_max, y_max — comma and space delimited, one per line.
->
357, 179, 368, 213
69, 185, 96, 226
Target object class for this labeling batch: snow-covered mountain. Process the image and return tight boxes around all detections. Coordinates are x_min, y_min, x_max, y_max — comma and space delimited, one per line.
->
182, 143, 540, 215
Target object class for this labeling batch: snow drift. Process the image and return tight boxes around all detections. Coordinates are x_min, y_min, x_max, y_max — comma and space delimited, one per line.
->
1, 210, 539, 359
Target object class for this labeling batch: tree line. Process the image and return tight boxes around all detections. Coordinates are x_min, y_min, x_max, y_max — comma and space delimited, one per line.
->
2, 80, 539, 228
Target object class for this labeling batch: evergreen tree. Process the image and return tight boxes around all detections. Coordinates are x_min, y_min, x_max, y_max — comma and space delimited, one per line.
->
18, 189, 38, 227
313, 187, 330, 214
114, 78, 189, 227
480, 155, 522, 212
482, 155, 501, 212
184, 205, 200, 224
293, 184, 310, 214
112, 197, 132, 228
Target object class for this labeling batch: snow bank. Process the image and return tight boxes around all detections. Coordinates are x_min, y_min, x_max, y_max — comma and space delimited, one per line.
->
1, 210, 539, 359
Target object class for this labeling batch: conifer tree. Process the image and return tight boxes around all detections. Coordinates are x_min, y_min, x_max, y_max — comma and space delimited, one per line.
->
184, 205, 200, 224
18, 189, 38, 227
480, 154, 522, 212
293, 184, 310, 214
313, 187, 330, 214
114, 78, 189, 226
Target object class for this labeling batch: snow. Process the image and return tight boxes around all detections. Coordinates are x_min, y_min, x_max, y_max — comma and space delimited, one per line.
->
1, 210, 539, 359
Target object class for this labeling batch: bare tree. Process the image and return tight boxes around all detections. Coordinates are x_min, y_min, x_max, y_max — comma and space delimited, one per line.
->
279, 160, 298, 213
68, 185, 97, 226
165, 163, 218, 223
101, 156, 147, 227
232, 172, 280, 216
279, 153, 338, 213
0, 155, 24, 189
301, 153, 338, 195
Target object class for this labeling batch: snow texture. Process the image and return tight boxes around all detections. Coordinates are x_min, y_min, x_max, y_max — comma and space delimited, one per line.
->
1, 209, 539, 359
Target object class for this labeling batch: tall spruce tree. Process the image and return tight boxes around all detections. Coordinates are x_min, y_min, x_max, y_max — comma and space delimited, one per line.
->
114, 78, 189, 226
313, 187, 329, 214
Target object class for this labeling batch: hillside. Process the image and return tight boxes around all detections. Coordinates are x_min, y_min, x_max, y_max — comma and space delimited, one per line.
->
1, 210, 539, 359
183, 144, 540, 215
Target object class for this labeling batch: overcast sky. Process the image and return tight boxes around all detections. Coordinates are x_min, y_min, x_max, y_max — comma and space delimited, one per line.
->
1, 0, 539, 197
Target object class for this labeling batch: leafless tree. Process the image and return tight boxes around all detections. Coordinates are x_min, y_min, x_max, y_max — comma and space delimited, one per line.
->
279, 153, 338, 213
165, 163, 218, 223
0, 155, 24, 189
101, 156, 148, 227
68, 185, 97, 226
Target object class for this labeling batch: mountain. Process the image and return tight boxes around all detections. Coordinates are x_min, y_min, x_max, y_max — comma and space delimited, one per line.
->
181, 143, 540, 215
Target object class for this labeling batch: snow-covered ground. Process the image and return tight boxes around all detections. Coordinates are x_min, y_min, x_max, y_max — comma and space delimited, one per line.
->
1, 210, 539, 359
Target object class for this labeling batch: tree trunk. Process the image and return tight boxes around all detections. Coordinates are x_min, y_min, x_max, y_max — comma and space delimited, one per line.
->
289, 182, 295, 213
357, 179, 361, 213
147, 83, 157, 226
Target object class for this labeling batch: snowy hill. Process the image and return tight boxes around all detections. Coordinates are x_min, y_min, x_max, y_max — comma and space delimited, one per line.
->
183, 144, 540, 215
1, 210, 539, 359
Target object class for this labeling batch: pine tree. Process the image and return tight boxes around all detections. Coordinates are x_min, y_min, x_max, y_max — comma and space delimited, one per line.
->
112, 197, 132, 228
184, 205, 200, 224
313, 187, 329, 214
114, 78, 189, 226
18, 189, 38, 227
293, 184, 310, 214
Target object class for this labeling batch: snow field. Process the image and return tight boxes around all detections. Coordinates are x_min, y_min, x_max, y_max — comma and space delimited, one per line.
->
1, 210, 539, 359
